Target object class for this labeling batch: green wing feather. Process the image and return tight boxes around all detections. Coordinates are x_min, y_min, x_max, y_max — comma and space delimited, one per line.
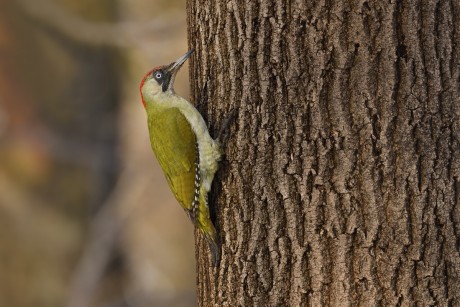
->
147, 104, 220, 265
147, 107, 197, 211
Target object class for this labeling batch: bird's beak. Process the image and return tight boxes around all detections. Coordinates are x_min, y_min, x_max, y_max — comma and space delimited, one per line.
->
170, 49, 194, 72
166, 49, 194, 91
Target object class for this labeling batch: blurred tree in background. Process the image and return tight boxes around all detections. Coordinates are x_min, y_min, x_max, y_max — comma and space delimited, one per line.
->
0, 0, 196, 306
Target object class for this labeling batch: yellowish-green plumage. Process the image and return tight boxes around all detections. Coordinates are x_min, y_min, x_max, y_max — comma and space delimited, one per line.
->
140, 50, 222, 265
148, 107, 198, 212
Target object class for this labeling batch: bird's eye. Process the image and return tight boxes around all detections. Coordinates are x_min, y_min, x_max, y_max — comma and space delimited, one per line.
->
155, 72, 163, 79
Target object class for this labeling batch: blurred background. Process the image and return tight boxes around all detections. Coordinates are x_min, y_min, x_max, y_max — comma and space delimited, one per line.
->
0, 0, 196, 306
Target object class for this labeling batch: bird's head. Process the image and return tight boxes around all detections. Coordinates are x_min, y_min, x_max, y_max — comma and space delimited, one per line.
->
140, 49, 194, 108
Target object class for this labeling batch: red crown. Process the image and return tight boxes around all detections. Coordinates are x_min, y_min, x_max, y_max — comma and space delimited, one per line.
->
139, 66, 163, 108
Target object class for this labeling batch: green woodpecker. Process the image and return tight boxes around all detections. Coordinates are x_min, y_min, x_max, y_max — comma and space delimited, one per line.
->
140, 50, 221, 265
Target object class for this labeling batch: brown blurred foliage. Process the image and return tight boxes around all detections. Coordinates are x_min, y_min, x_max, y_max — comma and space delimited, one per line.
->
0, 0, 195, 306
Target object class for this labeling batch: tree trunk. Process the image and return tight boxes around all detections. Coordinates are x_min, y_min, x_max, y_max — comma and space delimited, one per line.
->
187, 0, 460, 306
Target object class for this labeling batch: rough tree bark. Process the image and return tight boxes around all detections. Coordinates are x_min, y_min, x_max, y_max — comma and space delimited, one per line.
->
187, 0, 460, 306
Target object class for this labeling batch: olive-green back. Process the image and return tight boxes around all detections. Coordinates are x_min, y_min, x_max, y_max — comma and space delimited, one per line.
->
147, 107, 197, 211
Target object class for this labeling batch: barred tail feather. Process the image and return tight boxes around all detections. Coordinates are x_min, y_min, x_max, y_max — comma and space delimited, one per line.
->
198, 190, 221, 266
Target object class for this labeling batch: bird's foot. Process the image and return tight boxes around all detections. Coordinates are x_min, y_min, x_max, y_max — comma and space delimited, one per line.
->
216, 108, 238, 145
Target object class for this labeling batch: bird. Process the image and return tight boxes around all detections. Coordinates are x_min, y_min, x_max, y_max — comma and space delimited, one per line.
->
139, 50, 223, 266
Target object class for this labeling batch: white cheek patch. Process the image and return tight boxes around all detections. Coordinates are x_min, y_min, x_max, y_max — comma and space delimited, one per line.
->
145, 80, 163, 96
